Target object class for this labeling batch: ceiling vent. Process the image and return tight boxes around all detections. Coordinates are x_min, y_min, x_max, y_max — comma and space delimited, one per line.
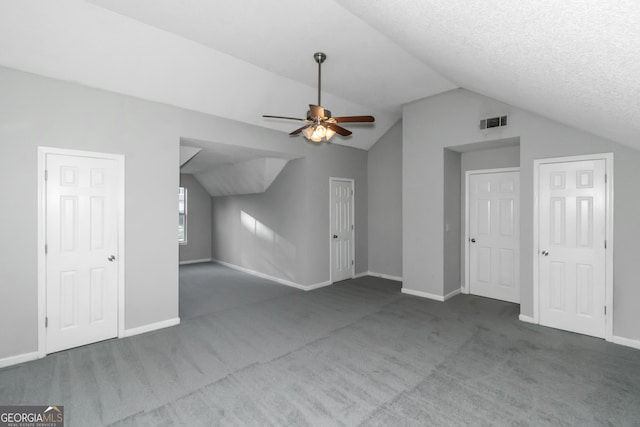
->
480, 115, 508, 130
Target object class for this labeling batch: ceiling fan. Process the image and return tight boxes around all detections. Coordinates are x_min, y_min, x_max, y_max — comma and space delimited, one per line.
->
263, 52, 375, 143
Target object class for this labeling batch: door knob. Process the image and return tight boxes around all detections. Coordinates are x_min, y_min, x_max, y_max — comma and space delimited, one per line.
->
108, 255, 116, 262
470, 238, 476, 243
333, 235, 338, 239
541, 251, 549, 256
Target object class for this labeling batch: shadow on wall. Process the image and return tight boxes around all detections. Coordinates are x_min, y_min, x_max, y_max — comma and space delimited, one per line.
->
240, 210, 297, 281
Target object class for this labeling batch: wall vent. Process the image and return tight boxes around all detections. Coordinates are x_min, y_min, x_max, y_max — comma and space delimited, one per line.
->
480, 115, 508, 129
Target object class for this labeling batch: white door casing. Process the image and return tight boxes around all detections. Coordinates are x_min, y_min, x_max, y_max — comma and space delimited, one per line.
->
466, 169, 520, 303
330, 178, 354, 283
537, 157, 609, 338
38, 147, 125, 356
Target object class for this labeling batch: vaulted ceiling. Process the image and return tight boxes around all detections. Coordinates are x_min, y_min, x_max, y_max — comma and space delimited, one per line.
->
1, 0, 638, 152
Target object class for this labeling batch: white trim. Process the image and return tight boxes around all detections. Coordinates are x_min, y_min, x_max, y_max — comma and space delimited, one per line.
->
37, 149, 46, 358
460, 281, 469, 294
123, 317, 180, 338
329, 177, 355, 283
533, 153, 613, 340
212, 259, 331, 291
519, 314, 537, 324
0, 351, 39, 369
179, 258, 213, 265
117, 156, 126, 340
353, 271, 369, 279
401, 288, 445, 302
367, 271, 403, 282
37, 147, 126, 358
305, 280, 333, 291
464, 167, 520, 295
612, 336, 640, 351
444, 288, 461, 301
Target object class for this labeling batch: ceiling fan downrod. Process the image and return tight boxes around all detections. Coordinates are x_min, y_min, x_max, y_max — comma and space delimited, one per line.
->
314, 52, 326, 108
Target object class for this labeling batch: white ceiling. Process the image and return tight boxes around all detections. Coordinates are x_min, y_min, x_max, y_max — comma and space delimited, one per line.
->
180, 138, 300, 175
0, 0, 638, 151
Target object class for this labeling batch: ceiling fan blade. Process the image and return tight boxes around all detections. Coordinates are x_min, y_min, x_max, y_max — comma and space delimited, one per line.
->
289, 124, 312, 135
333, 115, 375, 123
309, 104, 325, 119
326, 122, 352, 137
263, 115, 307, 122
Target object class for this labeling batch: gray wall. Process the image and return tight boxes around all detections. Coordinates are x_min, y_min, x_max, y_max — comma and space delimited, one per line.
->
461, 144, 520, 173
210, 142, 369, 287
0, 67, 180, 359
0, 65, 372, 361
305, 143, 369, 285
211, 158, 308, 284
179, 174, 212, 263
367, 121, 403, 279
443, 149, 461, 296
404, 88, 640, 341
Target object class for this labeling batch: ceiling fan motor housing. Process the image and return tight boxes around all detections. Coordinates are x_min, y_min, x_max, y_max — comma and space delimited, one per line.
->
308, 109, 331, 120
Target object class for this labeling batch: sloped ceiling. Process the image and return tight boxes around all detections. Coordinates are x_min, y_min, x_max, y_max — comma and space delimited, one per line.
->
334, 0, 640, 147
0, 0, 638, 152
180, 139, 301, 196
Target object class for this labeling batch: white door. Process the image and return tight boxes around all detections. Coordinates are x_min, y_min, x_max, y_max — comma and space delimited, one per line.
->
330, 178, 354, 283
45, 153, 120, 353
468, 170, 520, 303
538, 159, 606, 338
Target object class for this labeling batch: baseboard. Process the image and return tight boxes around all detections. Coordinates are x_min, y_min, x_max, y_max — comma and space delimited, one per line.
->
401, 288, 445, 302
519, 314, 537, 324
179, 258, 212, 265
0, 351, 39, 369
123, 317, 180, 338
353, 271, 369, 279
213, 259, 327, 291
367, 271, 403, 282
444, 288, 461, 301
613, 335, 640, 351
305, 280, 333, 290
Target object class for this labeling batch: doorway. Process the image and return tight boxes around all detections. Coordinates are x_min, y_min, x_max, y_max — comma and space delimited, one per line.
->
330, 178, 354, 283
465, 168, 520, 303
534, 153, 613, 339
38, 147, 125, 356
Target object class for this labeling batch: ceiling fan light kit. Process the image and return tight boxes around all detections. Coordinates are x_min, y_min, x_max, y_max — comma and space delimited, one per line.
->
263, 52, 374, 144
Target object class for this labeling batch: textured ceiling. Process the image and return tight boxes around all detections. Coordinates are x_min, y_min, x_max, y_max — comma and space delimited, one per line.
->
0, 0, 638, 152
335, 0, 640, 148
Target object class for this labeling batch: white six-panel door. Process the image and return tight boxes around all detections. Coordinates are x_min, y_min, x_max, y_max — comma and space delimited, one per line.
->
45, 153, 120, 353
330, 178, 354, 283
538, 159, 606, 338
468, 170, 520, 303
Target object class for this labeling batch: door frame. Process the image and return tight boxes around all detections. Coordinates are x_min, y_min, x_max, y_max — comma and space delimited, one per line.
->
329, 177, 355, 283
37, 146, 126, 358
463, 167, 520, 296
532, 153, 613, 341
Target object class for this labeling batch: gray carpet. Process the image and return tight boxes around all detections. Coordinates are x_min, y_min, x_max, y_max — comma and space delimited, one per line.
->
1, 262, 639, 426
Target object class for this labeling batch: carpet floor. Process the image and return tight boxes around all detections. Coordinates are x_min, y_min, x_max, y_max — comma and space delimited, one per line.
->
1, 262, 638, 426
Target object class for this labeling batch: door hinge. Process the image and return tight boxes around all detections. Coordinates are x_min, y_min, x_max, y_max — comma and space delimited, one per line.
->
45, 244, 48, 255
45, 317, 48, 328
605, 174, 607, 183
352, 259, 354, 265
604, 306, 607, 315
351, 224, 354, 230
604, 240, 607, 249
44, 170, 48, 181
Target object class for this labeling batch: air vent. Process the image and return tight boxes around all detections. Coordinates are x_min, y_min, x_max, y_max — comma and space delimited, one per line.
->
480, 115, 508, 129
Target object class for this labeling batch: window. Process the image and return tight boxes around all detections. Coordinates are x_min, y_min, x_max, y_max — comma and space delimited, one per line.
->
178, 187, 187, 243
